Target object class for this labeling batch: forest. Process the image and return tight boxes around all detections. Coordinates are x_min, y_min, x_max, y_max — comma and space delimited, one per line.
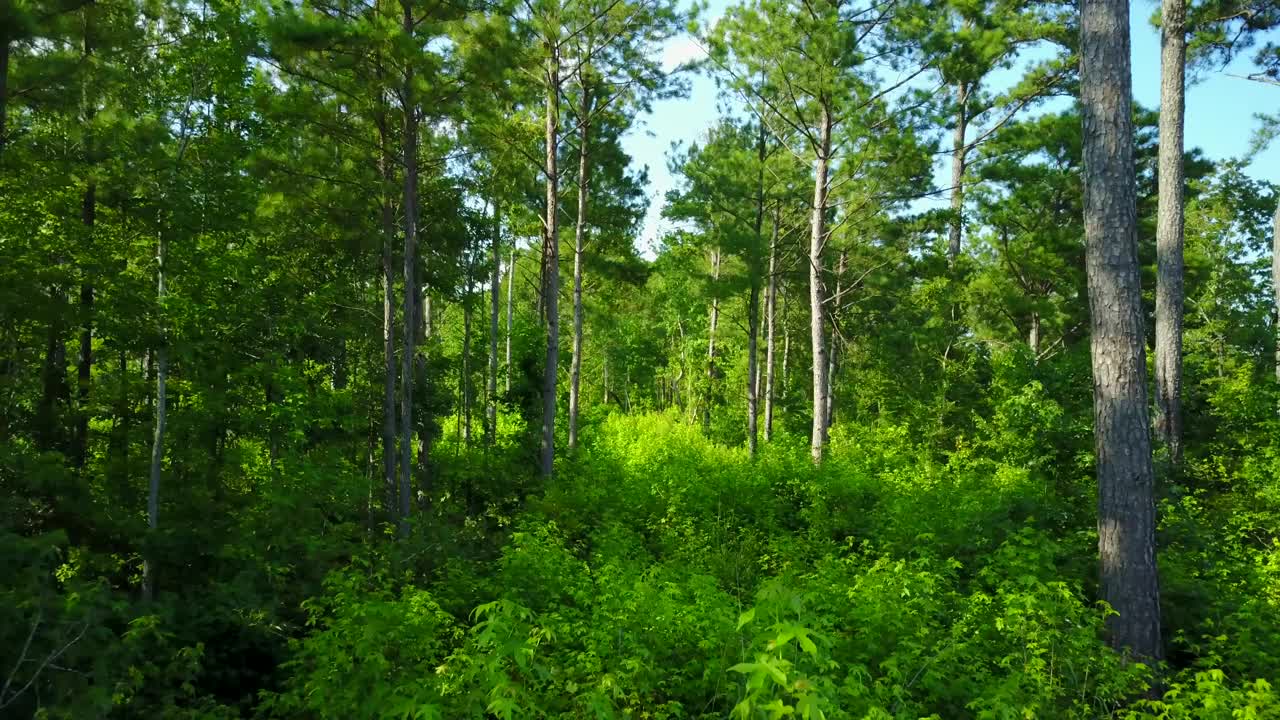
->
3, 0, 1280, 716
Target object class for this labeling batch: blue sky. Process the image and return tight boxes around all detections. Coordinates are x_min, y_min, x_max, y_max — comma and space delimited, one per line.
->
621, 1, 1280, 253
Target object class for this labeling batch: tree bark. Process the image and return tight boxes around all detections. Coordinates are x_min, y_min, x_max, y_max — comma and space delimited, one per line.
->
144, 231, 168, 603
1273, 200, 1279, 385
568, 84, 591, 451
764, 206, 779, 442
398, 1, 418, 532
506, 248, 515, 394
1081, 0, 1162, 663
74, 181, 95, 470
948, 81, 970, 263
825, 250, 846, 431
747, 119, 767, 456
705, 247, 721, 431
378, 124, 398, 522
539, 33, 561, 479
488, 200, 501, 445
809, 104, 832, 463
1155, 0, 1187, 466
0, 38, 8, 157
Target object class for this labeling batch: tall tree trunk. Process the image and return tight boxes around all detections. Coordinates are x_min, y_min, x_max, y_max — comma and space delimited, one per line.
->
705, 247, 721, 431
1273, 201, 1279, 385
399, 4, 418, 532
809, 104, 832, 463
1029, 311, 1041, 357
74, 181, 95, 469
825, 250, 846, 431
0, 38, 8, 157
747, 118, 767, 456
463, 286, 472, 445
506, 248, 515, 394
1081, 0, 1162, 663
488, 200, 501, 445
764, 207, 779, 442
539, 34, 561, 479
1155, 0, 1187, 467
781, 291, 790, 401
569, 84, 592, 451
144, 231, 168, 603
379, 131, 398, 521
948, 81, 970, 263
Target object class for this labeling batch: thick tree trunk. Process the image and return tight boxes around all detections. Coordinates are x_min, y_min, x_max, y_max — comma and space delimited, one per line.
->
825, 250, 846, 431
506, 248, 515, 394
1155, 0, 1187, 466
705, 248, 721, 431
144, 232, 168, 603
1029, 311, 1041, 357
1081, 0, 1162, 663
569, 85, 591, 451
809, 105, 832, 463
398, 6, 418, 532
488, 201, 500, 445
539, 37, 561, 479
948, 81, 970, 263
764, 207, 779, 442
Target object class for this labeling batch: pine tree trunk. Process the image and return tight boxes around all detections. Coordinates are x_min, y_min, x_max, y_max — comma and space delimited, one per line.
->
1155, 0, 1187, 466
144, 231, 168, 602
1029, 311, 1041, 357
379, 136, 398, 522
1081, 0, 1162, 663
809, 105, 832, 463
0, 38, 8, 157
705, 248, 721, 432
825, 250, 846, 431
1273, 200, 1279, 385
506, 248, 515, 394
764, 207, 779, 442
539, 34, 561, 479
398, 4, 418, 532
488, 201, 501, 446
75, 181, 95, 469
747, 119, 767, 455
463, 288, 472, 445
569, 85, 591, 451
948, 81, 970, 263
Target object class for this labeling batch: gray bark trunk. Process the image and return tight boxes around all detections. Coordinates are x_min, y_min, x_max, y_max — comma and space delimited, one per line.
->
705, 247, 721, 431
75, 182, 94, 470
399, 2, 418, 532
1155, 0, 1187, 466
764, 207, 779, 442
539, 35, 561, 479
747, 119, 766, 456
144, 231, 167, 603
809, 105, 832, 463
825, 250, 846, 431
1081, 0, 1162, 662
488, 201, 500, 445
506, 248, 514, 394
378, 114, 398, 521
948, 81, 970, 263
569, 85, 591, 451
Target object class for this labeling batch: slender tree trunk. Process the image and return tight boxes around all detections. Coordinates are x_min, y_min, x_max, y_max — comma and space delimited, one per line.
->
1155, 0, 1187, 467
1273, 201, 1279, 385
488, 200, 501, 445
0, 38, 8, 157
705, 247, 721, 431
144, 231, 167, 603
74, 181, 95, 469
568, 84, 592, 451
809, 105, 832, 463
1029, 311, 1041, 357
399, 5, 419, 532
463, 287, 472, 445
1081, 0, 1162, 663
539, 34, 561, 479
781, 291, 790, 401
948, 81, 970, 263
764, 208, 779, 442
506, 249, 515, 394
379, 134, 398, 521
747, 119, 767, 456
825, 250, 846, 431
